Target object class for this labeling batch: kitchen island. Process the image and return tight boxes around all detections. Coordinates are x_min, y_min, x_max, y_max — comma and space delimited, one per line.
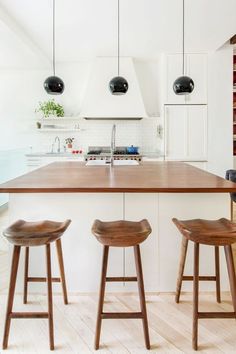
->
0, 161, 235, 293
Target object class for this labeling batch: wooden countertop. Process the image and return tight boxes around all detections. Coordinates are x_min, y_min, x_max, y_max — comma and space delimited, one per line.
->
0, 161, 236, 193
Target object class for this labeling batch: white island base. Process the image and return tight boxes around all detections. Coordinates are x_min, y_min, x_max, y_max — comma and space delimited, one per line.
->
7, 192, 230, 294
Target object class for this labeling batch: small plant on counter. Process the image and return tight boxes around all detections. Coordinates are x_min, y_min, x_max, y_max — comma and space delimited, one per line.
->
35, 99, 64, 118
36, 121, 41, 129
65, 137, 74, 149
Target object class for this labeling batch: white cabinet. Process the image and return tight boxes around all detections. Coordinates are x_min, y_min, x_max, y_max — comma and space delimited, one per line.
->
26, 155, 84, 171
165, 54, 207, 104
164, 105, 207, 161
165, 54, 185, 104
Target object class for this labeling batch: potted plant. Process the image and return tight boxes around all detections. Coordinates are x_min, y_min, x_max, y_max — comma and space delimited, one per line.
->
65, 137, 74, 149
35, 99, 64, 118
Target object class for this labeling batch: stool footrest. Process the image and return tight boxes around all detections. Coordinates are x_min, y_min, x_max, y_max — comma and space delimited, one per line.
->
183, 276, 216, 281
10, 312, 49, 319
27, 277, 61, 283
101, 312, 143, 319
106, 276, 137, 282
198, 311, 236, 319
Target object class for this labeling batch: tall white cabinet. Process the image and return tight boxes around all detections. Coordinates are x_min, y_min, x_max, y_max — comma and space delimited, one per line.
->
164, 105, 207, 161
163, 53, 208, 169
165, 53, 207, 104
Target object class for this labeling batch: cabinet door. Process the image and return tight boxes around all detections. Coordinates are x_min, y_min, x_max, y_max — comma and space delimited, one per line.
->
165, 105, 207, 160
165, 54, 207, 104
165, 54, 185, 104
187, 105, 207, 160
164, 105, 187, 159
185, 54, 207, 104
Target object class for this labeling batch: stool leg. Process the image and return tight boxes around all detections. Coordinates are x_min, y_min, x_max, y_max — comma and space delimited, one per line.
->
2, 246, 21, 349
55, 239, 68, 305
192, 242, 199, 351
231, 199, 234, 222
134, 245, 150, 350
23, 247, 29, 304
214, 246, 221, 303
46, 244, 54, 350
224, 245, 236, 313
176, 237, 189, 303
95, 245, 109, 350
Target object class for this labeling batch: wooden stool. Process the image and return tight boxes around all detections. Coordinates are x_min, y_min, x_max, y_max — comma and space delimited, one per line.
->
92, 219, 152, 350
173, 217, 236, 350
2, 219, 71, 350
175, 238, 221, 304
23, 241, 68, 305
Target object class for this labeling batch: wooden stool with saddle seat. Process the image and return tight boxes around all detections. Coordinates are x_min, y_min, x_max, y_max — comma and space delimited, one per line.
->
92, 218, 152, 350
2, 219, 71, 350
173, 217, 236, 350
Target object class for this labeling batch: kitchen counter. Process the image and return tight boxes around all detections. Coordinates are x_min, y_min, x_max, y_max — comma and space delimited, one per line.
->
0, 161, 234, 294
25, 152, 77, 157
25, 152, 83, 158
0, 161, 235, 193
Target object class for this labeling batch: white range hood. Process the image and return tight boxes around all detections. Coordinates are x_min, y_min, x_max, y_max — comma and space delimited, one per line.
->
80, 57, 147, 120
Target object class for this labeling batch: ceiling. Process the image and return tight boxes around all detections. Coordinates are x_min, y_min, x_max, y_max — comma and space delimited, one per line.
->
0, 0, 235, 68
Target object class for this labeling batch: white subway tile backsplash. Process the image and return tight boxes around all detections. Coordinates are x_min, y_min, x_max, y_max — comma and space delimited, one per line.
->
29, 117, 163, 155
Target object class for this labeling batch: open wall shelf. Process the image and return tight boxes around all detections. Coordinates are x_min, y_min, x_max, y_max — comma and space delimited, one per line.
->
38, 116, 81, 122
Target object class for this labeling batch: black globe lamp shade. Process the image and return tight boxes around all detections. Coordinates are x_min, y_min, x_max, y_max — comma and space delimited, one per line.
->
109, 76, 128, 95
44, 76, 65, 95
173, 75, 194, 95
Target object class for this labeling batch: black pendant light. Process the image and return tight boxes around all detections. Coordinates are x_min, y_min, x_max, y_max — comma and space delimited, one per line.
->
173, 0, 194, 95
44, 0, 64, 95
109, 0, 128, 95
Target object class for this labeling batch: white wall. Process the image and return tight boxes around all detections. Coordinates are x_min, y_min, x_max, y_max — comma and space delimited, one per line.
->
0, 59, 162, 154
207, 44, 233, 177
0, 49, 234, 173
0, 62, 90, 151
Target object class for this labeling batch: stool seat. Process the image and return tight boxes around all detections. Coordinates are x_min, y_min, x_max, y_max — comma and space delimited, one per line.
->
92, 219, 152, 247
3, 219, 71, 246
172, 218, 236, 246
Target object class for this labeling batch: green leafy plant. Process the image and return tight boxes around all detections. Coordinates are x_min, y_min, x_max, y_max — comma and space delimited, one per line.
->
35, 99, 64, 118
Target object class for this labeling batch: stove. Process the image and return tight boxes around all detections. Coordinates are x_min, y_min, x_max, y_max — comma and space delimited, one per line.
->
85, 146, 142, 161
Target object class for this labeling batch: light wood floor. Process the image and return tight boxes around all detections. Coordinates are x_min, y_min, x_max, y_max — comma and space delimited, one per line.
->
0, 292, 234, 353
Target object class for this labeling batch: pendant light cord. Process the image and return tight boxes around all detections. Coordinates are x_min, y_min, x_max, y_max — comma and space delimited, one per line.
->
53, 0, 56, 76
117, 0, 120, 76
182, 0, 185, 75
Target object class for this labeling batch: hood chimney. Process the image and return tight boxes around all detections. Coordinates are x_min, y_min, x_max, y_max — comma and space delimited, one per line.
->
80, 57, 147, 120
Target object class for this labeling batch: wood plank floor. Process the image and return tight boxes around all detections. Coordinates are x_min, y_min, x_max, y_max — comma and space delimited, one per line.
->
0, 292, 234, 353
